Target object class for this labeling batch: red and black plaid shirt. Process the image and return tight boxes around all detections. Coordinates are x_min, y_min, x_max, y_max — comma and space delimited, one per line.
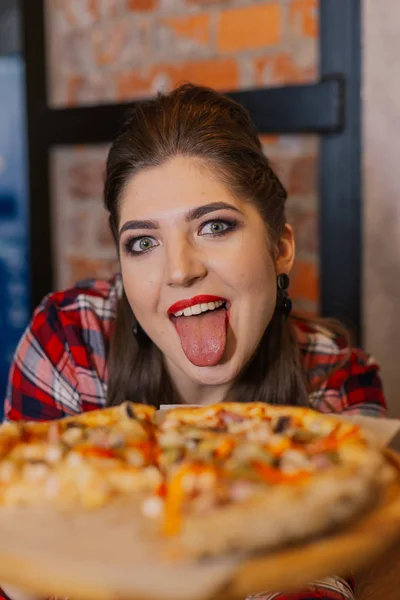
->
1, 275, 386, 600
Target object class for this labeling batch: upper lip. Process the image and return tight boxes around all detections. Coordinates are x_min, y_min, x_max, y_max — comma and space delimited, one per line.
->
168, 295, 227, 315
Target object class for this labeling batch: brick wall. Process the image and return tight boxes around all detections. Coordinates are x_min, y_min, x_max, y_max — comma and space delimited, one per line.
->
46, 0, 319, 313
46, 0, 318, 106
50, 145, 118, 289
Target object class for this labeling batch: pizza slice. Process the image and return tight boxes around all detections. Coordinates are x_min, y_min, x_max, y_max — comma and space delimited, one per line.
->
0, 402, 161, 509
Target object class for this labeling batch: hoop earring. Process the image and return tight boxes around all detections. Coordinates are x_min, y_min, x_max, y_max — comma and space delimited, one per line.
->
277, 273, 292, 318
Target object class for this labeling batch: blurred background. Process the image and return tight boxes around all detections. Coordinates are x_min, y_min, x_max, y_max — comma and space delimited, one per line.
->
0, 0, 398, 416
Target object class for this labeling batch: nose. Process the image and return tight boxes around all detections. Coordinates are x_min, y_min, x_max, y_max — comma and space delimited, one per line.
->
165, 236, 207, 288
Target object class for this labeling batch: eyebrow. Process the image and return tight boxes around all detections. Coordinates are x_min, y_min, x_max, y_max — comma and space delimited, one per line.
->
119, 219, 159, 238
184, 201, 242, 222
118, 201, 242, 239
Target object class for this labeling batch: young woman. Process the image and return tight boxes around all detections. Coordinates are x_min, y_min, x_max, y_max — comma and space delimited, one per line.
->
2, 84, 385, 600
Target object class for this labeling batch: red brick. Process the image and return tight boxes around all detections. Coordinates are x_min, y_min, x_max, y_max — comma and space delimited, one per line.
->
217, 4, 282, 53
76, 72, 118, 105
290, 260, 319, 305
177, 58, 239, 90
66, 211, 91, 249
186, 0, 232, 5
116, 58, 239, 100
127, 0, 159, 11
259, 134, 280, 146
286, 206, 318, 256
116, 71, 153, 100
68, 159, 105, 201
59, 30, 92, 73
268, 156, 292, 191
101, 0, 120, 18
66, 74, 85, 107
62, 0, 101, 28
91, 18, 150, 67
255, 53, 316, 87
156, 14, 210, 57
289, 0, 319, 39
288, 155, 317, 195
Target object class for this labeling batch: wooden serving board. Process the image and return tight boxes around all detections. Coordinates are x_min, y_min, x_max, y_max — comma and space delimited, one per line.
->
0, 451, 400, 600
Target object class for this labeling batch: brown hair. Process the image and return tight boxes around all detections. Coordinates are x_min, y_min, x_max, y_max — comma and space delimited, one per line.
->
104, 83, 347, 408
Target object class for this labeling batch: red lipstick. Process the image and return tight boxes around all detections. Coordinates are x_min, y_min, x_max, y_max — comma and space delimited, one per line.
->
168, 295, 226, 315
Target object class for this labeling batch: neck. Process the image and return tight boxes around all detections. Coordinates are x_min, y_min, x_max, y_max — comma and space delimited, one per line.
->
164, 357, 231, 406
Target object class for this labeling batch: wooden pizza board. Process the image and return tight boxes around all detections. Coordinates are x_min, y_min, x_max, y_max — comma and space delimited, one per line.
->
0, 450, 399, 600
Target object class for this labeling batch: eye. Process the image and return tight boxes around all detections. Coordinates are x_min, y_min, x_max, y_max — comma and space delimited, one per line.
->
124, 236, 159, 255
199, 219, 237, 237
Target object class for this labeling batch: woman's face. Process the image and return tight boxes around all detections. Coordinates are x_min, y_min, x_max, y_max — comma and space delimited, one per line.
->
118, 156, 294, 388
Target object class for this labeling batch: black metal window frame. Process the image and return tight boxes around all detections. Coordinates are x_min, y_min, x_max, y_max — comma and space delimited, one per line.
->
21, 0, 362, 339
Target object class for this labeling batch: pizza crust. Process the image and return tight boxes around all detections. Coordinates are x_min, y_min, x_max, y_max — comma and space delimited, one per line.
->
165, 448, 392, 557
157, 403, 396, 557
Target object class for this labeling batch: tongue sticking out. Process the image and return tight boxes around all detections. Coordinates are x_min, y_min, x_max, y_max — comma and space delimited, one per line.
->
174, 308, 227, 367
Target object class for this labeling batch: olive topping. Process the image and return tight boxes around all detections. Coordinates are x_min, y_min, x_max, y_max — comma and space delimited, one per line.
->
65, 421, 85, 429
125, 403, 138, 420
272, 416, 292, 434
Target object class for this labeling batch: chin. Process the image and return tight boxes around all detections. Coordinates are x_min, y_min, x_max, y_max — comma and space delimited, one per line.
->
184, 359, 242, 387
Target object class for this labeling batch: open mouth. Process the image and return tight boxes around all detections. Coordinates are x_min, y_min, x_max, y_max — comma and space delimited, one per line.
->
167, 295, 229, 367
168, 295, 228, 320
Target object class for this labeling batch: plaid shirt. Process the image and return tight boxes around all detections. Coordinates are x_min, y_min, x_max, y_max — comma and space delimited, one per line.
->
1, 274, 386, 600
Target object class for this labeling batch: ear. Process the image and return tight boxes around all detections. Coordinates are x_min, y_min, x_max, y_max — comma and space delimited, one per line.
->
275, 224, 295, 275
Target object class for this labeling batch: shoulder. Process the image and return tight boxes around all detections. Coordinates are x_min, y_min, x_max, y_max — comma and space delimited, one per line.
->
36, 273, 122, 321
293, 317, 350, 372
292, 317, 387, 416
29, 275, 122, 349
29, 273, 123, 376
5, 275, 122, 420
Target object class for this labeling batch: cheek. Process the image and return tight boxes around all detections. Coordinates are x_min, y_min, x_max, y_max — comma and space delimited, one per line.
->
120, 260, 159, 315
230, 237, 276, 294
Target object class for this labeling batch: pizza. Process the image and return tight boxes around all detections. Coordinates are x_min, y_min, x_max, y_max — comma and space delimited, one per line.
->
0, 403, 161, 509
0, 402, 394, 558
